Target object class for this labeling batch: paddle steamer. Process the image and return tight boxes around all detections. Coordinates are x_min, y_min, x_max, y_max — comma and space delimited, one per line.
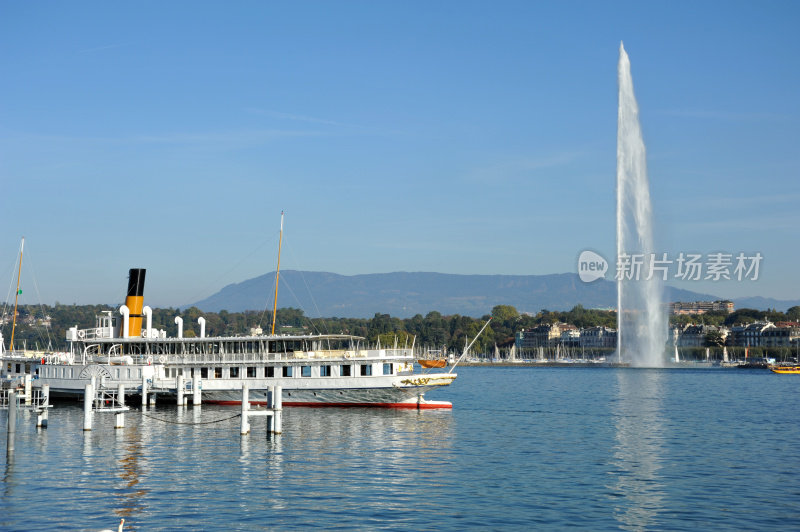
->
4, 268, 457, 408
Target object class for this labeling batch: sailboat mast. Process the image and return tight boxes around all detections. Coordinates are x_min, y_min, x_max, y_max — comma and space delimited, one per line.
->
270, 212, 284, 336
10, 237, 24, 351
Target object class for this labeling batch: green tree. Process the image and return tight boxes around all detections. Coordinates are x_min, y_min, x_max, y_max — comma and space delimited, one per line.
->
491, 305, 519, 322
704, 329, 725, 347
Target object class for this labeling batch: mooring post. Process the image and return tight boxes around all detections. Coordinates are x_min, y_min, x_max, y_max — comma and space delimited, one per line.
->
240, 384, 250, 435
265, 387, 274, 434
193, 376, 202, 406
83, 383, 93, 431
90, 375, 98, 410
7, 390, 18, 453
176, 374, 184, 408
115, 384, 125, 429
37, 384, 50, 428
24, 374, 32, 405
141, 373, 148, 409
274, 385, 283, 434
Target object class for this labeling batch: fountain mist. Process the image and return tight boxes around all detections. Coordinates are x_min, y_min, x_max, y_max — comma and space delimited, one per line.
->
616, 42, 667, 367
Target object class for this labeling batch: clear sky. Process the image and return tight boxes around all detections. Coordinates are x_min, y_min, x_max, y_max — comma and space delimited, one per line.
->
1, 1, 798, 308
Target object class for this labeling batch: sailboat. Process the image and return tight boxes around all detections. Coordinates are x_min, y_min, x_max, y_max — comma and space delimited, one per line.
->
1, 237, 56, 383
6, 237, 24, 354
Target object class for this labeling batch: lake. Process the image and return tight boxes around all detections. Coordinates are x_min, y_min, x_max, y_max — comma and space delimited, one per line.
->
2, 366, 800, 530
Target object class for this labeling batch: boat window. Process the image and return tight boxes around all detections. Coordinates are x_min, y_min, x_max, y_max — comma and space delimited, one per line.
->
383, 363, 393, 375
320, 365, 331, 377
230, 367, 240, 378
15, 364, 21, 374
246, 367, 256, 378
301, 365, 311, 377
266, 367, 275, 378
282, 366, 292, 377
214, 367, 222, 379
340, 364, 351, 377
201, 368, 209, 379
360, 364, 372, 376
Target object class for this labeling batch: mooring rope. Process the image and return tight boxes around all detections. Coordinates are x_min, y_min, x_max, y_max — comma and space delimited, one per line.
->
139, 411, 242, 425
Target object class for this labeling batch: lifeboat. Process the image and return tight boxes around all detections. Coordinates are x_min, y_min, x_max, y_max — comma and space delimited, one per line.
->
418, 359, 447, 369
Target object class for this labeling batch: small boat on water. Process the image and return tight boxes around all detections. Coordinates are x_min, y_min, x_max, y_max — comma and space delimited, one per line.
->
769, 365, 800, 374
2, 268, 466, 409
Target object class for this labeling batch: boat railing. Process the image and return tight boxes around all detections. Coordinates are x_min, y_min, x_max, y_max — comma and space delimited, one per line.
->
102, 348, 413, 366
77, 327, 114, 340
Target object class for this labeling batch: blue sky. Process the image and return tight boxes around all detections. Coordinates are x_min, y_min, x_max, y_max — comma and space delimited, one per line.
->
1, 1, 798, 308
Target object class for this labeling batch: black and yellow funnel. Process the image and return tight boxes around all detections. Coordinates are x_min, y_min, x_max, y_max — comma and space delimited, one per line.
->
125, 268, 146, 337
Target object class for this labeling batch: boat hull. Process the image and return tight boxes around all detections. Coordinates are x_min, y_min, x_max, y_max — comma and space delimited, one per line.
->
203, 385, 452, 409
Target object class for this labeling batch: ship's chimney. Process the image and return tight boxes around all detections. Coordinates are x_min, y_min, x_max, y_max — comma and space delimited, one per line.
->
125, 268, 146, 337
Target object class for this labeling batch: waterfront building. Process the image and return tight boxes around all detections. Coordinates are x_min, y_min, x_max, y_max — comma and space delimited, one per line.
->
579, 326, 617, 349
728, 321, 775, 347
677, 324, 727, 348
515, 322, 575, 350
761, 323, 800, 348
670, 300, 734, 315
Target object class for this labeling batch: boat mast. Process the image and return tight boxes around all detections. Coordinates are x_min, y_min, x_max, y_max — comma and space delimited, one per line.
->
270, 212, 284, 336
10, 237, 24, 351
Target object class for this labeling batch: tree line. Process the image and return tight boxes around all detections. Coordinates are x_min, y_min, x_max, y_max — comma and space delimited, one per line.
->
3, 302, 799, 354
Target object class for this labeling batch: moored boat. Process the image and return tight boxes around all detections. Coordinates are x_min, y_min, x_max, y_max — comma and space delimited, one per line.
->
5, 268, 460, 408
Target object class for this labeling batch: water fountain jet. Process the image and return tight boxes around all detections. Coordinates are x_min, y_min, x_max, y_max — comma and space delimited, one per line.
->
616, 42, 667, 367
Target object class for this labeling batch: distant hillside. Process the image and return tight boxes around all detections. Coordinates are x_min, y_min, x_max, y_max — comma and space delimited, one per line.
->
186, 270, 789, 318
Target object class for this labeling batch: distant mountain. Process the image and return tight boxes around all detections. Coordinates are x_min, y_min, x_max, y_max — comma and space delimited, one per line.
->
187, 270, 797, 318
731, 296, 800, 312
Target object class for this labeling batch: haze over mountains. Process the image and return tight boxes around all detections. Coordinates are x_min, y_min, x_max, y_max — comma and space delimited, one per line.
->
188, 271, 800, 319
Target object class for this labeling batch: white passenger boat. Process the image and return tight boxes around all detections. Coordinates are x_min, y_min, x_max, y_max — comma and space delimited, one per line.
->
4, 269, 458, 409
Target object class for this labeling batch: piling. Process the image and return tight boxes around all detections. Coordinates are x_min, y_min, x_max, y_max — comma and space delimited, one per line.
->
240, 384, 250, 435
141, 373, 148, 408
7, 391, 18, 453
90, 375, 98, 410
265, 389, 274, 433
115, 385, 126, 429
176, 374, 184, 407
274, 385, 283, 434
83, 383, 93, 431
36, 384, 50, 428
24, 374, 32, 405
193, 377, 202, 406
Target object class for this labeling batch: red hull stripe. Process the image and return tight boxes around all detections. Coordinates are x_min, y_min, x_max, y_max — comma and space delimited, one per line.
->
206, 400, 452, 410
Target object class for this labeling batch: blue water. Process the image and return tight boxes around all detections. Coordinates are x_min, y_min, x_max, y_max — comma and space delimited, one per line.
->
2, 367, 800, 530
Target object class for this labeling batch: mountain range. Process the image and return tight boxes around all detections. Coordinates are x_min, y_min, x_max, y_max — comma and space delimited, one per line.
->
187, 270, 800, 318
